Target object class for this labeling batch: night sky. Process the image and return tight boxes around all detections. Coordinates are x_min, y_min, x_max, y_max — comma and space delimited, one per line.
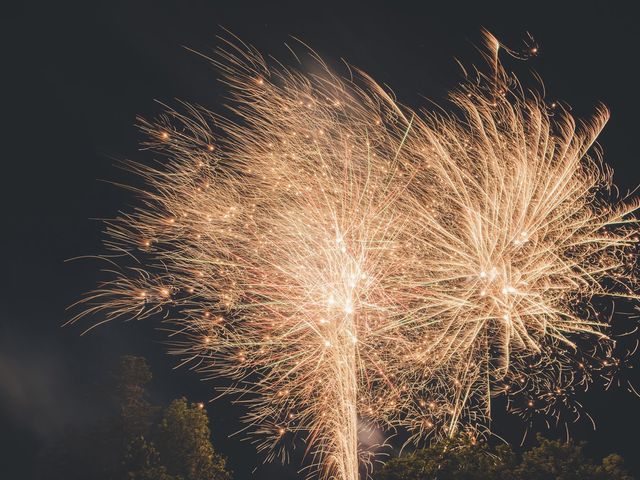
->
2, 2, 640, 479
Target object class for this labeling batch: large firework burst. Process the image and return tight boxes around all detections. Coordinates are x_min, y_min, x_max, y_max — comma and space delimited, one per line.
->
74, 32, 639, 479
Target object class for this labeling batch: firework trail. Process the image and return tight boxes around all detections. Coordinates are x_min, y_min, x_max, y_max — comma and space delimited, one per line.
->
73, 32, 639, 479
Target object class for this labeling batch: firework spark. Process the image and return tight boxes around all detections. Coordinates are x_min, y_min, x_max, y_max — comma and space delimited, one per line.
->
73, 32, 639, 480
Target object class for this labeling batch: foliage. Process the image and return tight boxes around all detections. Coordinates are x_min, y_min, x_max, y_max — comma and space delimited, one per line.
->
599, 454, 635, 480
516, 434, 597, 480
35, 356, 231, 480
157, 398, 231, 480
113, 355, 158, 439
35, 354, 633, 480
124, 435, 176, 480
378, 433, 634, 480
378, 435, 514, 480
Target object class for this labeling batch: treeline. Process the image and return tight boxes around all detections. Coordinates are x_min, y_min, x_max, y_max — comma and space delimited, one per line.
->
379, 433, 634, 480
35, 356, 231, 480
34, 355, 633, 479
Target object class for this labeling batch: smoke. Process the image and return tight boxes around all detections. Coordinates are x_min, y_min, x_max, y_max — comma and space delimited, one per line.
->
0, 325, 96, 440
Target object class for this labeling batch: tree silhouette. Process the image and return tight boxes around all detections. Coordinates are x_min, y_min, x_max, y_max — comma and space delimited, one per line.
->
378, 434, 634, 480
35, 356, 231, 480
378, 435, 514, 480
157, 398, 231, 480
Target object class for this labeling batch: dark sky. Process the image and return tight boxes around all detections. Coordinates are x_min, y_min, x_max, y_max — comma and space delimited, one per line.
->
2, 1, 640, 479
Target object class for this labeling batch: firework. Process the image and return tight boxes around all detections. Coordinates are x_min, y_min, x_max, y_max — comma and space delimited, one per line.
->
73, 32, 639, 479
392, 31, 639, 441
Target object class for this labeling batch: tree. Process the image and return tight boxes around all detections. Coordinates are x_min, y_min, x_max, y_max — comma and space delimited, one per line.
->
36, 356, 233, 480
35, 355, 161, 480
378, 435, 515, 480
598, 454, 634, 480
157, 397, 231, 480
36, 356, 230, 480
113, 355, 158, 439
108, 355, 162, 479
377, 433, 634, 480
124, 435, 176, 480
515, 435, 599, 480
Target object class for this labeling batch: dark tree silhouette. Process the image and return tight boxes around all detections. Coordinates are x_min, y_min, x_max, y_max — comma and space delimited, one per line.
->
378, 433, 634, 480
35, 356, 231, 480
157, 398, 231, 480
378, 435, 514, 480
124, 435, 175, 480
516, 435, 634, 480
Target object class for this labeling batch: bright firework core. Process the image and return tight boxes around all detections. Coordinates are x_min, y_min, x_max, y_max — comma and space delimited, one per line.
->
74, 31, 639, 480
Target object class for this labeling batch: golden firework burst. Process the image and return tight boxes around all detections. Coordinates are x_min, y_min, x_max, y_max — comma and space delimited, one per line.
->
73, 32, 639, 480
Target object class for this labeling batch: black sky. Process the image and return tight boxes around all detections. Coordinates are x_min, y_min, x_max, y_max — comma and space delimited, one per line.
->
2, 1, 640, 479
